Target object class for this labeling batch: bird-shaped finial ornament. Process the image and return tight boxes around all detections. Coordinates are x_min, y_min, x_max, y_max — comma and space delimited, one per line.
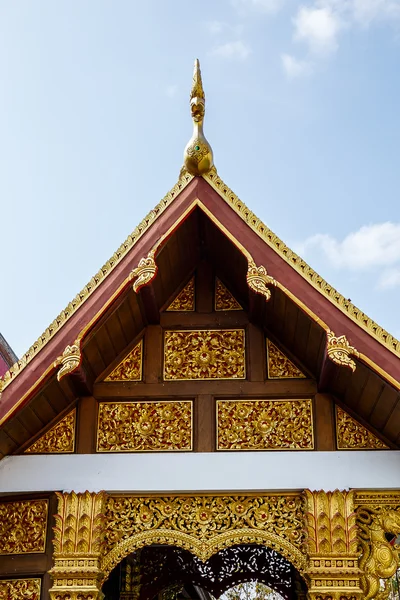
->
183, 59, 214, 176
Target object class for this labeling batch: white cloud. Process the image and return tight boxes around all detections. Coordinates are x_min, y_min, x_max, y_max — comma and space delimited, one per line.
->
297, 222, 400, 288
293, 6, 342, 54
351, 0, 400, 26
233, 0, 285, 14
281, 53, 313, 77
206, 20, 225, 34
211, 40, 252, 60
165, 84, 178, 98
378, 268, 400, 289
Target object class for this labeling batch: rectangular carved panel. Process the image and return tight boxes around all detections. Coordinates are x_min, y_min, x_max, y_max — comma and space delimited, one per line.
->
217, 399, 314, 450
0, 578, 41, 599
0, 499, 48, 554
164, 329, 246, 380
97, 401, 193, 451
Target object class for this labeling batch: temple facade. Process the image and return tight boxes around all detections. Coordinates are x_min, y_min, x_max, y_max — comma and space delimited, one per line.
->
0, 61, 399, 600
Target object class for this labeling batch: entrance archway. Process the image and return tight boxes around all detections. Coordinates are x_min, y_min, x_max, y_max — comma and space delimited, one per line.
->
101, 543, 308, 600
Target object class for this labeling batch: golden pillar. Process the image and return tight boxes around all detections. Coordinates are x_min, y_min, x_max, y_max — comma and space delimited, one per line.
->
304, 490, 363, 600
49, 491, 106, 600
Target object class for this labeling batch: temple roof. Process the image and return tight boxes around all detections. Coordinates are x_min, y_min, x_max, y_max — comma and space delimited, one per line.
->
0, 333, 17, 378
0, 61, 399, 456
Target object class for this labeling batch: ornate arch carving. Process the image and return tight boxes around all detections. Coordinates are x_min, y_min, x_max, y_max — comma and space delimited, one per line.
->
100, 527, 307, 582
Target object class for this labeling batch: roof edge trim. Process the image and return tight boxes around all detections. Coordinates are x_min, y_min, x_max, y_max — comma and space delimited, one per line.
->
0, 170, 194, 393
204, 168, 400, 359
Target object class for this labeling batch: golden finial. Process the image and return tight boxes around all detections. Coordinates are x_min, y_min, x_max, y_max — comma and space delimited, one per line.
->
183, 59, 214, 176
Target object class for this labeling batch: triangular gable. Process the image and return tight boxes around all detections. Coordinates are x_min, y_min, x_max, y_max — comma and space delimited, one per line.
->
335, 406, 388, 450
103, 340, 143, 382
215, 277, 242, 311
25, 409, 76, 454
267, 339, 306, 379
166, 277, 195, 311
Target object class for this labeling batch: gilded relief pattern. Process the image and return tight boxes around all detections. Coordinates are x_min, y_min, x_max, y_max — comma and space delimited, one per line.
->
267, 340, 305, 379
0, 578, 41, 600
164, 329, 245, 380
97, 401, 192, 452
25, 409, 76, 454
217, 399, 313, 450
166, 278, 195, 311
105, 340, 143, 382
215, 278, 242, 311
102, 494, 306, 576
0, 499, 48, 554
326, 330, 359, 373
336, 407, 388, 450
305, 490, 362, 600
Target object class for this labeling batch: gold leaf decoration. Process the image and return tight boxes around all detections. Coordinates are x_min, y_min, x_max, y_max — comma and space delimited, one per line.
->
102, 493, 306, 574
0, 578, 41, 600
130, 252, 157, 293
105, 340, 143, 382
215, 278, 242, 311
0, 499, 48, 554
217, 399, 313, 450
97, 401, 192, 452
336, 407, 388, 450
25, 409, 76, 454
267, 339, 305, 379
164, 329, 245, 380
166, 277, 195, 311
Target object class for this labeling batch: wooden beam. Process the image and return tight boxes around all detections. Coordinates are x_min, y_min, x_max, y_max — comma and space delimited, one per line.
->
94, 379, 317, 398
314, 393, 336, 450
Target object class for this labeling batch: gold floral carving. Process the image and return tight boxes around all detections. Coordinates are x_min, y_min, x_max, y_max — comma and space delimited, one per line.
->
336, 407, 388, 450
305, 490, 362, 600
104, 340, 143, 382
217, 399, 313, 450
96, 401, 192, 452
0, 499, 48, 554
0, 578, 41, 599
101, 493, 306, 578
164, 329, 245, 380
205, 168, 400, 359
54, 340, 81, 381
130, 252, 157, 293
246, 260, 277, 301
267, 339, 306, 379
215, 278, 242, 311
50, 491, 106, 600
357, 505, 400, 600
326, 330, 359, 372
166, 277, 195, 311
0, 171, 193, 393
25, 409, 76, 454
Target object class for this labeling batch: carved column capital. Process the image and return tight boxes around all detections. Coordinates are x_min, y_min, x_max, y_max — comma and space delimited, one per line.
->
304, 490, 363, 600
49, 491, 107, 600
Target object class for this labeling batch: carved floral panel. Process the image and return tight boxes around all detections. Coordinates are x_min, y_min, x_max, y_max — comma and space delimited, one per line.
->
97, 401, 192, 451
164, 329, 245, 380
166, 277, 195, 311
336, 406, 388, 449
217, 399, 314, 450
0, 578, 41, 599
103, 493, 305, 560
25, 409, 76, 454
215, 278, 242, 311
104, 340, 143, 381
267, 340, 305, 379
0, 499, 48, 554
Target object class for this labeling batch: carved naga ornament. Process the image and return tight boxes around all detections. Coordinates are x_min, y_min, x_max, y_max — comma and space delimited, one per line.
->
54, 339, 81, 381
130, 251, 157, 293
183, 59, 214, 176
246, 260, 277, 301
326, 330, 359, 372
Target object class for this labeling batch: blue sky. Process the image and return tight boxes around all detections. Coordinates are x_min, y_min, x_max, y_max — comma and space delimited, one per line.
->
1, 0, 400, 357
